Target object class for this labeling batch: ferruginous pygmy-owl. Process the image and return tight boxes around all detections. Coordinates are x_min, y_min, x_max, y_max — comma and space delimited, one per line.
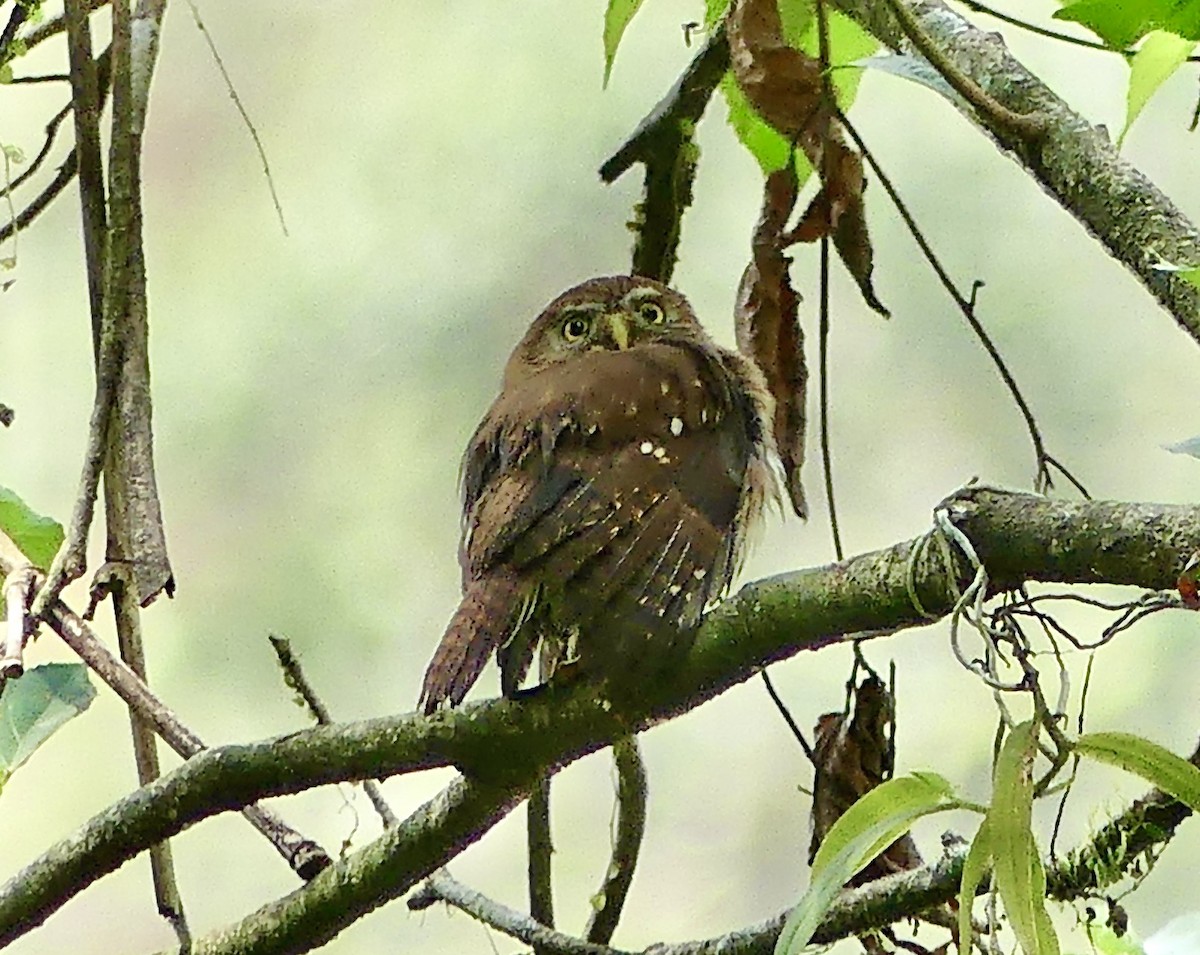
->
419, 275, 775, 713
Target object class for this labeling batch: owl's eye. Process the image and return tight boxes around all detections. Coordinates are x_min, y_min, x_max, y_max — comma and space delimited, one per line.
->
637, 301, 666, 325
561, 314, 591, 343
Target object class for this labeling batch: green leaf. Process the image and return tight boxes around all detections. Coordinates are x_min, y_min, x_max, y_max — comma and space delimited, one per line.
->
1120, 30, 1196, 145
992, 720, 1059, 955
720, 10, 878, 178
779, 0, 816, 46
602, 0, 646, 87
1053, 0, 1200, 49
0, 663, 96, 783
774, 772, 961, 955
721, 73, 795, 174
958, 815, 994, 950
1083, 924, 1147, 955
705, 0, 731, 29
0, 485, 63, 571
1075, 731, 1200, 811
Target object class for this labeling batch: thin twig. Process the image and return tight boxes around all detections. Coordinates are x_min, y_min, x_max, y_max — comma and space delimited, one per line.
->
529, 650, 557, 952
268, 634, 398, 829
410, 870, 629, 955
8, 72, 71, 83
528, 777, 555, 948
1, 566, 36, 681
760, 669, 815, 761
0, 1, 29, 57
31, 2, 117, 613
64, 0, 107, 355
111, 570, 189, 947
813, 0, 845, 563
837, 111, 1088, 497
0, 156, 78, 246
876, 0, 1048, 144
21, 0, 110, 51
955, 0, 1200, 62
184, 1, 288, 235
585, 735, 648, 945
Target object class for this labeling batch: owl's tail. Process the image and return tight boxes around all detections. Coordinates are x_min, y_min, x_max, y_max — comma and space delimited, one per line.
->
419, 571, 524, 714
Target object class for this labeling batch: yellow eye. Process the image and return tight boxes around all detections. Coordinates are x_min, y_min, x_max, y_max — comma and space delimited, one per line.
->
638, 301, 666, 324
561, 314, 591, 343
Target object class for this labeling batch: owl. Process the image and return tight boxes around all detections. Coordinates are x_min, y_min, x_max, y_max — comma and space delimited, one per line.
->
419, 276, 775, 713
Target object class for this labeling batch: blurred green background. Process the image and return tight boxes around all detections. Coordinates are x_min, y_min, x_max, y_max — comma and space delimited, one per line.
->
2, 1, 1199, 952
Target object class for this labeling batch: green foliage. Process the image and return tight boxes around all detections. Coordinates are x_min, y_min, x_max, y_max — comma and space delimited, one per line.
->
1122, 31, 1197, 143
0, 485, 63, 616
1074, 731, 1200, 811
0, 664, 95, 791
1052, 0, 1199, 142
958, 814, 994, 950
0, 485, 63, 571
1054, 0, 1200, 48
774, 772, 963, 955
602, 0, 647, 87
706, 0, 732, 27
720, 9, 878, 178
1073, 924, 1147, 955
991, 721, 1059, 955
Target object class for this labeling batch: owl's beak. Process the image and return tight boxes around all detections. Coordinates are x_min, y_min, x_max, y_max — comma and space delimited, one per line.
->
606, 313, 631, 351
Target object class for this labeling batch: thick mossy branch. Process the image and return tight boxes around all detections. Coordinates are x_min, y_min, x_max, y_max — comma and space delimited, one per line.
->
1, 490, 1197, 951
831, 0, 1200, 343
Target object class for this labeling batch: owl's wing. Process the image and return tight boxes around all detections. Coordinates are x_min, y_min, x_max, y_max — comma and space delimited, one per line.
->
472, 344, 765, 632
420, 342, 770, 713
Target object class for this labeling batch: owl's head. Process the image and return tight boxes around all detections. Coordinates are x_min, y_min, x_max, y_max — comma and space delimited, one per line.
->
506, 276, 705, 377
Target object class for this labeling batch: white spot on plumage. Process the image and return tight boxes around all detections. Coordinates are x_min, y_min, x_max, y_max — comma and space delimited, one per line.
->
660, 381, 670, 395
668, 584, 682, 596
693, 568, 707, 580
640, 440, 654, 454
669, 416, 684, 436
652, 446, 666, 459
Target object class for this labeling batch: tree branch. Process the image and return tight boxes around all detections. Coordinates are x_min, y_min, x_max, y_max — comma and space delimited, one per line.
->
1, 490, 1196, 950
832, 0, 1200, 343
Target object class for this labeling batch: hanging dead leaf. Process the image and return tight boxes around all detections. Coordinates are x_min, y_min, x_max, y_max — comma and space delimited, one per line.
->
809, 676, 922, 884
728, 0, 889, 317
727, 0, 823, 140
790, 136, 890, 316
736, 168, 808, 518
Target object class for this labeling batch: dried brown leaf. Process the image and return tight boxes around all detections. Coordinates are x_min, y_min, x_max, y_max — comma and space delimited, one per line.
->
809, 677, 922, 884
735, 168, 808, 518
727, 0, 822, 140
728, 0, 889, 316
791, 134, 890, 317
